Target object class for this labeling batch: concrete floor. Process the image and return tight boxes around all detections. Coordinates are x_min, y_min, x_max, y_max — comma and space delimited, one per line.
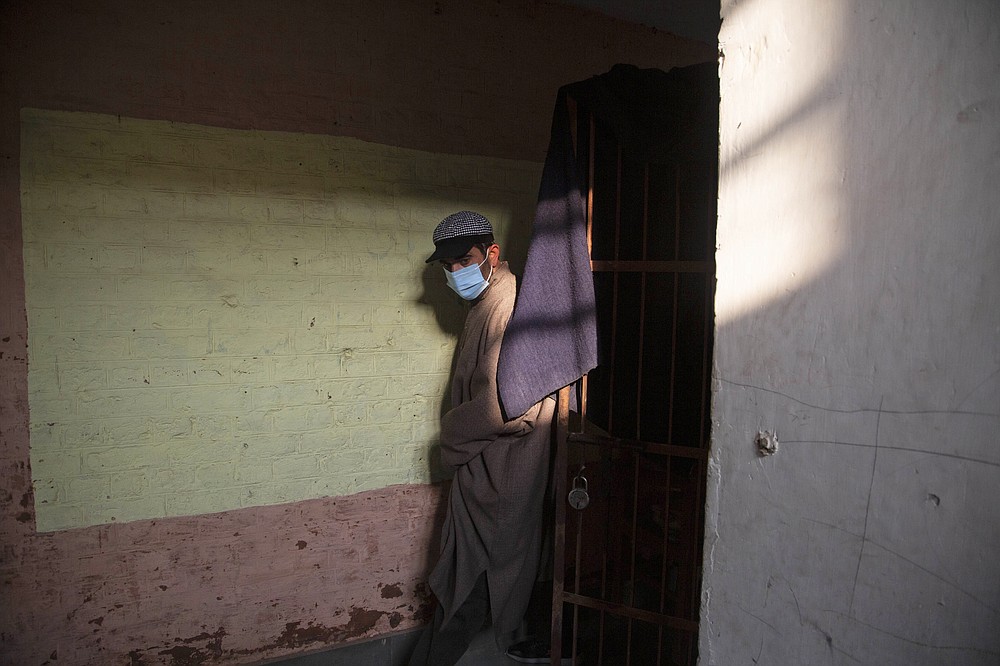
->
259, 623, 519, 666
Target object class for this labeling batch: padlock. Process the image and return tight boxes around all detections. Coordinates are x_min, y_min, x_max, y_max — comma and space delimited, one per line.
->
568, 474, 590, 510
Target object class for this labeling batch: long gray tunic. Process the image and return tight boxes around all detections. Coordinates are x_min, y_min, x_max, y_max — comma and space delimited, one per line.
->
429, 262, 555, 640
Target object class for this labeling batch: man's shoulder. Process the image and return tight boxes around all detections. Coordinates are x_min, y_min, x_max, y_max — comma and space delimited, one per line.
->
493, 263, 518, 299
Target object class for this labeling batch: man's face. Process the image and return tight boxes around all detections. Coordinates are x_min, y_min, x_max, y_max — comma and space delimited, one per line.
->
439, 244, 495, 279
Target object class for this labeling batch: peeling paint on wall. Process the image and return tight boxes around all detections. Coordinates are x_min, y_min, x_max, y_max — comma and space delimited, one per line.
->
0, 1, 715, 663
2, 485, 444, 665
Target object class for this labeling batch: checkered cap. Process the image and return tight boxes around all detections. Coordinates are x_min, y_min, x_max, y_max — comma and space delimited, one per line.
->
432, 211, 493, 243
426, 211, 495, 263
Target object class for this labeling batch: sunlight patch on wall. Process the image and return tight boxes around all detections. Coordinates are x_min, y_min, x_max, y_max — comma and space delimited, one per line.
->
21, 109, 541, 531
714, 146, 845, 326
714, 3, 848, 326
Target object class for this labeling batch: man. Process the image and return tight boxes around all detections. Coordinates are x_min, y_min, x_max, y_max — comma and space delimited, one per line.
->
408, 211, 556, 666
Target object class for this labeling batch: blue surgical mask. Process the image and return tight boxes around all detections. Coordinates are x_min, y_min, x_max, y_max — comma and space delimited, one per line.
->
444, 254, 493, 300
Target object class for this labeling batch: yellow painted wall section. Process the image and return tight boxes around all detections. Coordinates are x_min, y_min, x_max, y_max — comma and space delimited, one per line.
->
22, 109, 541, 531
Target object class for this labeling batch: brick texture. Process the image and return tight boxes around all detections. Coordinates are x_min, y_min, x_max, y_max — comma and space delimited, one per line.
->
21, 109, 540, 531
0, 1, 713, 663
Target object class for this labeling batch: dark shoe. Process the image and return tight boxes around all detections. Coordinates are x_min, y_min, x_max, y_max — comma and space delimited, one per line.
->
505, 639, 572, 665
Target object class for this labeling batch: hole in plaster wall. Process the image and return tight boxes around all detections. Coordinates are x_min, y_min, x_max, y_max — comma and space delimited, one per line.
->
755, 430, 779, 456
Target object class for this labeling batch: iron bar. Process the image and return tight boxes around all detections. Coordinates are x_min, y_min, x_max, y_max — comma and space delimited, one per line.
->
587, 113, 595, 258
566, 433, 708, 460
636, 163, 649, 441
590, 259, 712, 273
667, 165, 681, 447
573, 507, 583, 665
551, 385, 571, 666
656, 454, 674, 666
561, 592, 700, 633
627, 452, 642, 664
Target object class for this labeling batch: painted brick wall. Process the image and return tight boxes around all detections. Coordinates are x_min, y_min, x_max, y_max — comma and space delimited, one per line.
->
1, 1, 714, 663
22, 108, 540, 532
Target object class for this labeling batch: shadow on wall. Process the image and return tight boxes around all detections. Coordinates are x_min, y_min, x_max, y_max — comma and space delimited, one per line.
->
418, 262, 467, 340
704, 1, 1000, 664
18, 108, 545, 532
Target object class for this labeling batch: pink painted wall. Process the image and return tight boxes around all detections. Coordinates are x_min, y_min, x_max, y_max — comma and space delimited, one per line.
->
0, 1, 713, 663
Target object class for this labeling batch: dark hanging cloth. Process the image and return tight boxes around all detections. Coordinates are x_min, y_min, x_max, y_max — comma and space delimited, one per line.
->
497, 63, 718, 419
496, 85, 597, 420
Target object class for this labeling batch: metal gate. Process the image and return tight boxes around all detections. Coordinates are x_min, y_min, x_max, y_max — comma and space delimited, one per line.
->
551, 67, 717, 666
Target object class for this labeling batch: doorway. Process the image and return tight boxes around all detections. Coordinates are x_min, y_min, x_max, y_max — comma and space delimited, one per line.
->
552, 62, 718, 666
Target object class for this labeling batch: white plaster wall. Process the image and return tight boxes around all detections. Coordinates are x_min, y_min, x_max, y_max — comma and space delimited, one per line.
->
704, 1, 1000, 664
